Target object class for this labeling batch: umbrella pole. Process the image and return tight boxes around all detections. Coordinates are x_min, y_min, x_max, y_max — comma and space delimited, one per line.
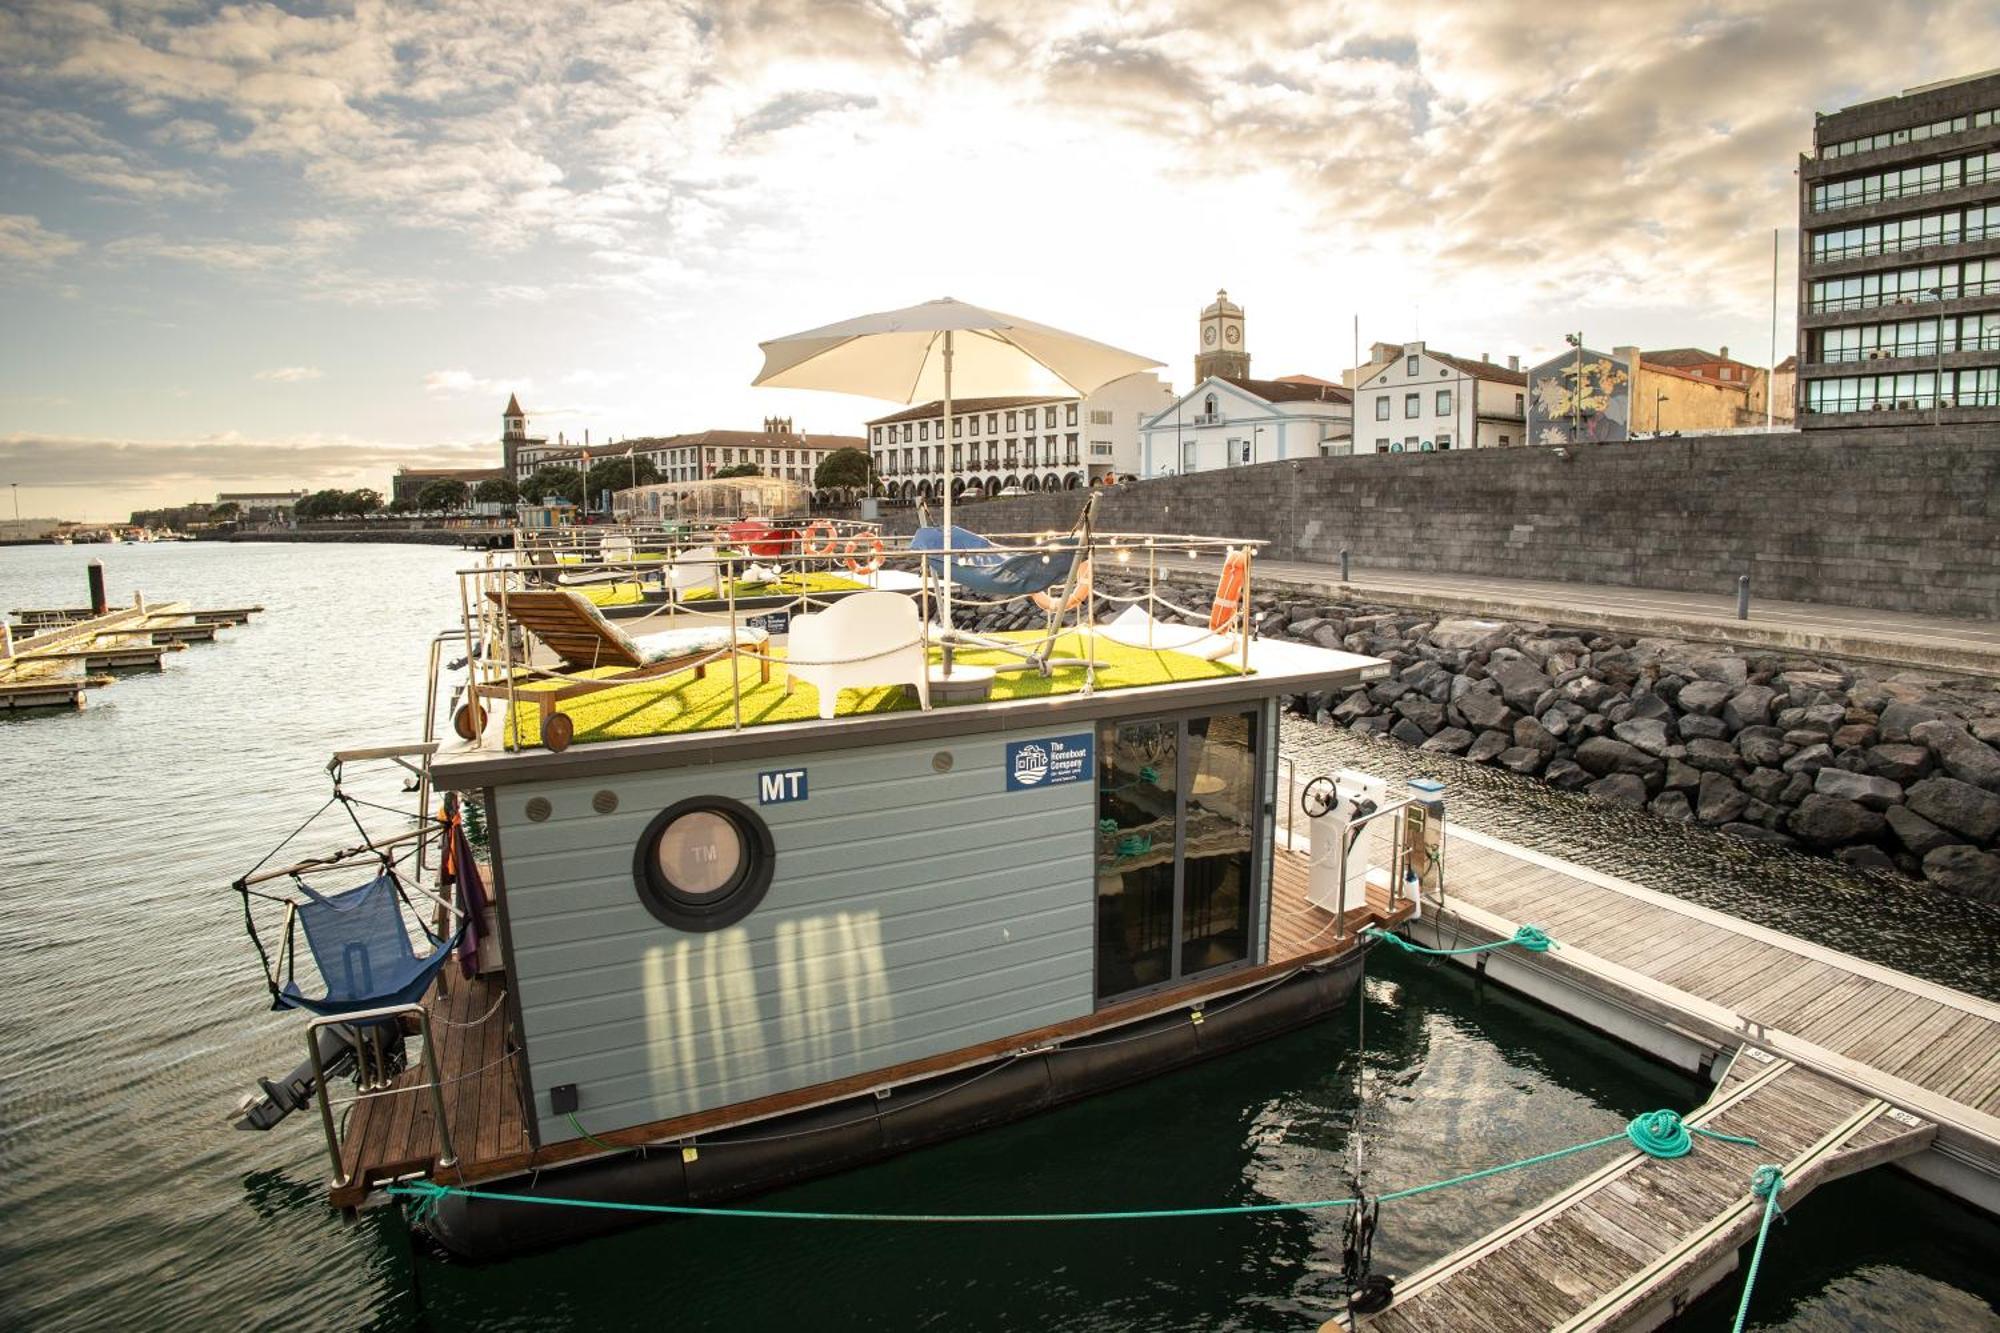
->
940, 329, 955, 677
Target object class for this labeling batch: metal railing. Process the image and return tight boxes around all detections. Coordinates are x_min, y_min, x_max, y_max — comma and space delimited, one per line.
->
454, 523, 1267, 748
309, 1003, 456, 1186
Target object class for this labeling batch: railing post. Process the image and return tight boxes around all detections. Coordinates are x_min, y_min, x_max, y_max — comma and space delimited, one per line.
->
1340, 548, 1351, 583
1737, 574, 1751, 621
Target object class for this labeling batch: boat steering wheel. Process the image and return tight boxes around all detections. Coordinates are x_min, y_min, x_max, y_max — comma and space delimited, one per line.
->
1300, 776, 1338, 819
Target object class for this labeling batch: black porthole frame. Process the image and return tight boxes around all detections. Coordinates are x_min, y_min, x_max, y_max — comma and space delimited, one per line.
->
633, 796, 775, 932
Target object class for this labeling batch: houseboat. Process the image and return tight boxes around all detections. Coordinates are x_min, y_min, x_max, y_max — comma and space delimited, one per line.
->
229, 518, 1430, 1260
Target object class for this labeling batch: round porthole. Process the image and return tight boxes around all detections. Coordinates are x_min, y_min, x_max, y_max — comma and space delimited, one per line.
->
633, 796, 774, 932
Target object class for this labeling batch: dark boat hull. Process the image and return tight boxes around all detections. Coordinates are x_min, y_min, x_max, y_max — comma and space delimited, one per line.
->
423, 947, 1369, 1260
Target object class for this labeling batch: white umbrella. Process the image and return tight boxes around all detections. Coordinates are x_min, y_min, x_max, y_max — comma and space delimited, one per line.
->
753, 297, 1162, 636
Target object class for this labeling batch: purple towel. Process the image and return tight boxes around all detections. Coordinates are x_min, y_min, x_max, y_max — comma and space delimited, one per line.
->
441, 804, 490, 978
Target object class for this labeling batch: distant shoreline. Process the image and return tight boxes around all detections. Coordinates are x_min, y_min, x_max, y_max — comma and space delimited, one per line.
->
209, 529, 509, 549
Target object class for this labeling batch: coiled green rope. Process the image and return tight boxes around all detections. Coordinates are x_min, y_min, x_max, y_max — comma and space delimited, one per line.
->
1362, 924, 1557, 956
391, 1108, 1754, 1225
1732, 1165, 1787, 1332
1623, 1108, 1759, 1158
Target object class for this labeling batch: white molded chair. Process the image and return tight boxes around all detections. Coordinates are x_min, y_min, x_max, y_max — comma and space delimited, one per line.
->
787, 591, 931, 719
665, 544, 721, 602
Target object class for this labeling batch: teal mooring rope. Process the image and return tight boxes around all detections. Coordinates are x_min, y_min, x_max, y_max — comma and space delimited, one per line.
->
1362, 923, 1557, 956
1732, 1164, 1787, 1332
389, 1108, 1755, 1226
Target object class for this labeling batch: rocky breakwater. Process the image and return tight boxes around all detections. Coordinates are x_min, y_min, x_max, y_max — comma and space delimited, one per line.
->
973, 572, 2000, 902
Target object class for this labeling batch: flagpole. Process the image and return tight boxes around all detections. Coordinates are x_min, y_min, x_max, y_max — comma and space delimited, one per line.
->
940, 329, 955, 674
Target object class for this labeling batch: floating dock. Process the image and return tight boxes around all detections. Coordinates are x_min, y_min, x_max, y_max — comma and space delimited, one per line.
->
1340, 823, 2000, 1329
3, 565, 262, 710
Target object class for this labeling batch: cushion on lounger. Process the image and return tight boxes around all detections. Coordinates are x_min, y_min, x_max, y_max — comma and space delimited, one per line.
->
628, 623, 769, 664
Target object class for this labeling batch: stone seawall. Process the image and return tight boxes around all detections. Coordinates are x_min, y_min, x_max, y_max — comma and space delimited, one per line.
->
832, 427, 2000, 618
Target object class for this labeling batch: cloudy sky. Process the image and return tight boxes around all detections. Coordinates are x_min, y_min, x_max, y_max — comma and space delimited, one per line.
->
4, 1, 1999, 520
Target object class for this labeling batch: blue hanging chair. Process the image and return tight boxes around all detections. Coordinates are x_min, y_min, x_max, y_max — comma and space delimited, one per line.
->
910, 526, 1077, 599
275, 871, 463, 1017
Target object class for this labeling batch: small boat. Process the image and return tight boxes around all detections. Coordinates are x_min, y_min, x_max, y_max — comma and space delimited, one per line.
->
227, 504, 1432, 1261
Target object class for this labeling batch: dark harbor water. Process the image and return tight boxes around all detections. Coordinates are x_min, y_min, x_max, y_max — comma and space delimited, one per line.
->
1, 542, 1995, 1332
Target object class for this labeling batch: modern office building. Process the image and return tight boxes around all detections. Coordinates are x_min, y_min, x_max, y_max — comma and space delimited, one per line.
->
1797, 69, 2000, 426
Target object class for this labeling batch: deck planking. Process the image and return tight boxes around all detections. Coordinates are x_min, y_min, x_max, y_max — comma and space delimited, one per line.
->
1353, 1054, 1935, 1332
1339, 821, 2000, 1330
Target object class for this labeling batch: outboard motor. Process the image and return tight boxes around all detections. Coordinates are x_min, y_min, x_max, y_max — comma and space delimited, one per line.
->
231, 1022, 406, 1131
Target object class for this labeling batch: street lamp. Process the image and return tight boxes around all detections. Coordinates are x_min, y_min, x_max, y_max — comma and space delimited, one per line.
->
9, 482, 16, 521
1654, 391, 1669, 434
1252, 425, 1266, 464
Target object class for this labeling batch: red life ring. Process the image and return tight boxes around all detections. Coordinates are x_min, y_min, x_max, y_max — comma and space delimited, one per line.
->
1210, 548, 1248, 632
802, 519, 839, 557
1031, 558, 1093, 613
842, 532, 885, 575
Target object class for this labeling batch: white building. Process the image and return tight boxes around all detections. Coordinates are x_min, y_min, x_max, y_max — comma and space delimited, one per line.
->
1351, 341, 1527, 453
1134, 288, 1353, 476
865, 373, 1173, 501
1138, 375, 1352, 476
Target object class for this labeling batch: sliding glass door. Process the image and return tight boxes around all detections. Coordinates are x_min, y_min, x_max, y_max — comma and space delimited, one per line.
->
1094, 708, 1262, 1002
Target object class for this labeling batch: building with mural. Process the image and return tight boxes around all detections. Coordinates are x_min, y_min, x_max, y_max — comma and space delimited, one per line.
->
1526, 345, 1633, 444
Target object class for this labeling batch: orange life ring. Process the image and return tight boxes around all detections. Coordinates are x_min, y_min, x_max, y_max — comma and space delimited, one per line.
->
802, 519, 839, 557
842, 532, 885, 575
1210, 548, 1248, 632
1031, 557, 1093, 613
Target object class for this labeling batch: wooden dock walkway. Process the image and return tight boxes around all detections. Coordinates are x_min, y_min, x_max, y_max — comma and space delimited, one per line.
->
1338, 821, 2000, 1329
1356, 1050, 1932, 1331
1, 598, 259, 709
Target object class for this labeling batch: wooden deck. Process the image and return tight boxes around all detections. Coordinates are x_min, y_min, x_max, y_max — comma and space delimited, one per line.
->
1335, 822, 2000, 1330
329, 842, 1404, 1208
1356, 1050, 1934, 1331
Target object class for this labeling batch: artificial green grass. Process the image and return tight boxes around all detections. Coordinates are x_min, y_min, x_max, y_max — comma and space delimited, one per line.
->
574, 570, 864, 608
503, 631, 1243, 748
576, 581, 647, 606
680, 571, 865, 601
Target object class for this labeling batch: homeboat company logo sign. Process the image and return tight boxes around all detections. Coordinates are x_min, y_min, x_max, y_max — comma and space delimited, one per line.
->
1005, 733, 1093, 791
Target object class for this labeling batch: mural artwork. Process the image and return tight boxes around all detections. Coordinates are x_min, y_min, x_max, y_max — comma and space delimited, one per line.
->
1526, 348, 1631, 445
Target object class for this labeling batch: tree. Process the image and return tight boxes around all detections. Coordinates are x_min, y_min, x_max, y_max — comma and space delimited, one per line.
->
416, 478, 470, 512
474, 477, 520, 506
713, 462, 761, 479
585, 454, 658, 508
386, 496, 415, 515
521, 466, 584, 506
209, 501, 241, 521
814, 447, 872, 491
294, 488, 347, 520
341, 488, 383, 517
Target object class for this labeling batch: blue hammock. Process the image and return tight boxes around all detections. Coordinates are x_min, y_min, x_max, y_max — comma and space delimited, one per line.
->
910, 526, 1077, 599
277, 871, 462, 1017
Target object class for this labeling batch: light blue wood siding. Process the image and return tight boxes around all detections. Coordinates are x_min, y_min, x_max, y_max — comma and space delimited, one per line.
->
495, 730, 1097, 1144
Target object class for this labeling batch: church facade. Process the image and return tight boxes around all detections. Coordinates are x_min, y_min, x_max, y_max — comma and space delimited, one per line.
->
1138, 289, 1353, 477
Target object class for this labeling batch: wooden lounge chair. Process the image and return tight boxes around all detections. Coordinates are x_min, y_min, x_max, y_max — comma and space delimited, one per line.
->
461, 588, 769, 751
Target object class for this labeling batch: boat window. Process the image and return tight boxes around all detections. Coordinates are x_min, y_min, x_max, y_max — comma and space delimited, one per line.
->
1095, 709, 1261, 1000
1096, 719, 1179, 996
633, 797, 774, 932
1183, 712, 1254, 976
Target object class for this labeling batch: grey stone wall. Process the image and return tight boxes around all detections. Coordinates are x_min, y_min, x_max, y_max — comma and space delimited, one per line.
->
831, 428, 1999, 618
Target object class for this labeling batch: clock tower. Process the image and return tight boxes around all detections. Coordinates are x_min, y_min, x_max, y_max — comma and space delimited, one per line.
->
1195, 288, 1248, 383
